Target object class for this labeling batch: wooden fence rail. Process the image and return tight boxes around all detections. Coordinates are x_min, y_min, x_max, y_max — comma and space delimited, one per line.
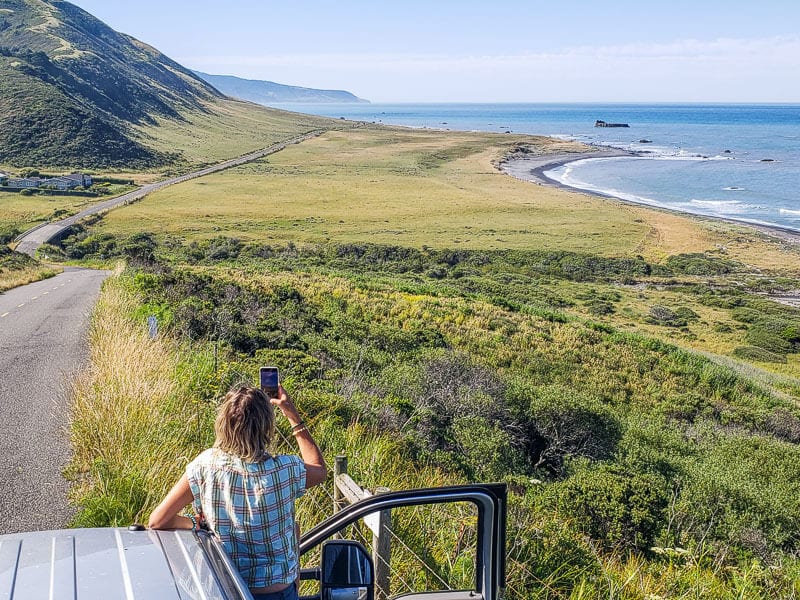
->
333, 455, 392, 600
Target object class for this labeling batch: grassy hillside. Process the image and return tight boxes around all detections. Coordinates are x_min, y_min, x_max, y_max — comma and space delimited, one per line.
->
133, 99, 336, 170
0, 0, 223, 168
0, 0, 336, 170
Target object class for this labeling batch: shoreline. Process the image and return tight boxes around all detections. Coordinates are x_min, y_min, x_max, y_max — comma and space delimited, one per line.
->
500, 147, 800, 247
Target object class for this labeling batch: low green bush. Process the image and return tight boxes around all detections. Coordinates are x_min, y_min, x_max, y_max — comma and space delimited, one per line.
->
744, 328, 792, 354
557, 463, 669, 550
660, 252, 744, 275
732, 346, 788, 363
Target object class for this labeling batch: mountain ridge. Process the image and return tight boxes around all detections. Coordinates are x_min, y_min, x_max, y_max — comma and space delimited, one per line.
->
0, 0, 221, 168
194, 71, 368, 104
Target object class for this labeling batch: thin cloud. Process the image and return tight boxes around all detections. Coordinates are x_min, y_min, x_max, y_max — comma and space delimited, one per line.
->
185, 35, 800, 70
183, 35, 800, 102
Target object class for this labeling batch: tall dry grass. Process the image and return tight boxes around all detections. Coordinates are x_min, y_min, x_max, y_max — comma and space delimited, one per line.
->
68, 275, 207, 525
0, 265, 59, 292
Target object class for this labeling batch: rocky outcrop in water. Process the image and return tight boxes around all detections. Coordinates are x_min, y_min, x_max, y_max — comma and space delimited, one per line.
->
595, 120, 630, 128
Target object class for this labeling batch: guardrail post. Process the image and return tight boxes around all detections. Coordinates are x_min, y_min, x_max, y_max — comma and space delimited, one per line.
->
333, 455, 348, 514
373, 486, 392, 600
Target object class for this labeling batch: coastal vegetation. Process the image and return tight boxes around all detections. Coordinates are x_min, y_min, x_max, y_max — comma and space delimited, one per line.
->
60, 127, 800, 598
5, 1, 797, 597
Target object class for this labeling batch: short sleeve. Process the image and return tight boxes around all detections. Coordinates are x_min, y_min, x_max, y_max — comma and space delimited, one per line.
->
186, 451, 208, 512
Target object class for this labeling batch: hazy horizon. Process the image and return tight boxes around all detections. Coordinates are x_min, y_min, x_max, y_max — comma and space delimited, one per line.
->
68, 0, 800, 104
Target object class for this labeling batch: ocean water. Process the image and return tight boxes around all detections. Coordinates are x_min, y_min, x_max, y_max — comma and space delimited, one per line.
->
270, 103, 800, 232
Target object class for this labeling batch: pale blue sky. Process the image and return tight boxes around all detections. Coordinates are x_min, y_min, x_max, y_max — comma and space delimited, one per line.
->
68, 0, 800, 103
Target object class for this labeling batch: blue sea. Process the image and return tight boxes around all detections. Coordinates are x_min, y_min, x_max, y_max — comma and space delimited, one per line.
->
271, 103, 800, 233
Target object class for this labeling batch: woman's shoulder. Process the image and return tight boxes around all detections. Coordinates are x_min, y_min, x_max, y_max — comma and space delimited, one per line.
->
261, 453, 305, 474
269, 453, 303, 466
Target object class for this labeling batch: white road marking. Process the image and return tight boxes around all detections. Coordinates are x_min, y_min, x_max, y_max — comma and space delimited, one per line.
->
42, 292, 49, 296
1, 312, 9, 318
31, 296, 38, 300
17, 304, 25, 308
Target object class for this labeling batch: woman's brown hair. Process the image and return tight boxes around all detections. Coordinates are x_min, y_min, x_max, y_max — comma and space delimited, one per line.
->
214, 386, 275, 461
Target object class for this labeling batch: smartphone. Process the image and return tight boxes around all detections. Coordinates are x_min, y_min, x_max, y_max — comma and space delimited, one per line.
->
259, 366, 280, 398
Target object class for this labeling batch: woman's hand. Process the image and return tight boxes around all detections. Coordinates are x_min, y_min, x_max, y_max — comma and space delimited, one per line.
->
270, 385, 302, 427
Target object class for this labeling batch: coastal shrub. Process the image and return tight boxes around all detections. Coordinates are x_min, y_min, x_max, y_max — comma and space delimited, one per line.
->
732, 346, 787, 363
451, 415, 526, 480
0, 226, 20, 245
674, 433, 800, 560
576, 287, 620, 315
674, 306, 699, 322
522, 386, 621, 476
697, 291, 745, 309
204, 236, 242, 261
731, 307, 761, 323
646, 305, 687, 327
764, 409, 800, 443
252, 349, 323, 386
744, 328, 792, 354
585, 299, 615, 315
65, 232, 117, 259
660, 252, 744, 275
557, 463, 669, 550
121, 232, 157, 266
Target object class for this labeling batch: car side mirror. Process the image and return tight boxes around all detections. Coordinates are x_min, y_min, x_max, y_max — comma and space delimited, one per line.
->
320, 540, 374, 600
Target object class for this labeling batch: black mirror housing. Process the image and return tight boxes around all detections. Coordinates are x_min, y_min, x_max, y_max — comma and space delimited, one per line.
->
320, 540, 375, 600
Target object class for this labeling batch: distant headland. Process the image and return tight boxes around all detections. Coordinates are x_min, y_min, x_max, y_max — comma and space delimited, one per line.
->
194, 72, 369, 104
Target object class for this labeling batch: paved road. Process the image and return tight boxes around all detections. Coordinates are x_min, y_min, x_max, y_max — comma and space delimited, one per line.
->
0, 267, 109, 534
15, 130, 324, 256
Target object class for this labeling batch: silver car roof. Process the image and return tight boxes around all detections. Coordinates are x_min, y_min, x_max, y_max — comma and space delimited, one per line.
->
0, 527, 252, 599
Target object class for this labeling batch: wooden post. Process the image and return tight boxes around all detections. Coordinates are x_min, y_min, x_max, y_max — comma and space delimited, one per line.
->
373, 486, 392, 600
333, 455, 348, 541
332, 457, 391, 597
333, 455, 348, 514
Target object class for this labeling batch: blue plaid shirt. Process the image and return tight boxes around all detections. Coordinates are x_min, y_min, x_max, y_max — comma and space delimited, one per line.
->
187, 448, 306, 587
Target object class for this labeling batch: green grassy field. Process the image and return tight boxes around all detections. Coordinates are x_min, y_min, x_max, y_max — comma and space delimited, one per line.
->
70, 125, 800, 384
133, 98, 338, 170
91, 126, 800, 268
94, 127, 648, 253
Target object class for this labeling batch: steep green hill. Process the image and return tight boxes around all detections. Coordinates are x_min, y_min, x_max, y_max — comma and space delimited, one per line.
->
0, 0, 223, 168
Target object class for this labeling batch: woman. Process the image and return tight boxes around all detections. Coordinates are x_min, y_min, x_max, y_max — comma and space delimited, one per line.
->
149, 384, 327, 600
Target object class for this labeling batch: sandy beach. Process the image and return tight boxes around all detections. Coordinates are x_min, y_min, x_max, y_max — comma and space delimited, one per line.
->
500, 147, 800, 248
